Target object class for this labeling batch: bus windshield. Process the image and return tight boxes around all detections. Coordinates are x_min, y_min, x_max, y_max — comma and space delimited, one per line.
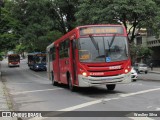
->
78, 36, 128, 63
8, 55, 20, 62
35, 56, 46, 64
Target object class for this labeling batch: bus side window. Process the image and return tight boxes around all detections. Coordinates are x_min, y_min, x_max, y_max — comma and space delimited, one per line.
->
59, 39, 70, 58
50, 47, 55, 61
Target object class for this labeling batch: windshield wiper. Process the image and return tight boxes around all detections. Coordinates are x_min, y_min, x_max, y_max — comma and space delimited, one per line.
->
124, 44, 128, 57
89, 35, 100, 58
109, 33, 116, 49
89, 35, 99, 50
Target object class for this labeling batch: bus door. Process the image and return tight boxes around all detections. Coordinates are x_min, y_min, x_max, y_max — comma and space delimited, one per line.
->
59, 40, 70, 84
52, 47, 60, 82
70, 39, 77, 84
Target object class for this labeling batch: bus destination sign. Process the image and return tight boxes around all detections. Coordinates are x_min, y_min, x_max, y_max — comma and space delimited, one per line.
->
80, 26, 124, 36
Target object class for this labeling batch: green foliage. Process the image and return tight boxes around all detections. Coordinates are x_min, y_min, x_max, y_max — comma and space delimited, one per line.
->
0, 54, 3, 61
15, 44, 25, 53
137, 46, 153, 58
0, 0, 74, 52
130, 43, 152, 63
0, 51, 5, 61
53, 0, 79, 32
0, 2, 20, 51
1, 0, 160, 56
76, 0, 159, 43
75, 0, 111, 24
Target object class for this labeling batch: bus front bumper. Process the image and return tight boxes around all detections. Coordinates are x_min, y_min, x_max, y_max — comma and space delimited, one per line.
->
78, 72, 131, 87
8, 63, 20, 67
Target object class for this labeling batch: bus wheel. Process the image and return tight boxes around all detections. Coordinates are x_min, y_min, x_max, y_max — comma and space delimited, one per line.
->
68, 76, 75, 92
106, 84, 116, 91
51, 72, 57, 86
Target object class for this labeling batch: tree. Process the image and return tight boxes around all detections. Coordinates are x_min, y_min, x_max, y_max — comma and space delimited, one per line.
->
5, 0, 79, 52
76, 0, 159, 43
0, 0, 21, 52
130, 44, 152, 64
50, 0, 79, 33
1, 0, 80, 53
7, 0, 63, 52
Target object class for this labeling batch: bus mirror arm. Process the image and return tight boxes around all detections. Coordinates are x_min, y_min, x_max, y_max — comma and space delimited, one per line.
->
70, 34, 76, 40
73, 39, 76, 49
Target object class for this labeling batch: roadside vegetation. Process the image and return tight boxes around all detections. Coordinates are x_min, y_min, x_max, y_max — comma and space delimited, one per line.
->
1, 0, 160, 61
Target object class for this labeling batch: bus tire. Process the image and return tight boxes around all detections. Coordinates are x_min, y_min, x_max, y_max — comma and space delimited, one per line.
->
68, 76, 75, 92
51, 72, 57, 86
106, 84, 116, 91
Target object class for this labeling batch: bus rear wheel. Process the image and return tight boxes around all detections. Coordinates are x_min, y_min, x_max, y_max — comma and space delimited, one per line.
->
68, 76, 75, 92
106, 84, 116, 91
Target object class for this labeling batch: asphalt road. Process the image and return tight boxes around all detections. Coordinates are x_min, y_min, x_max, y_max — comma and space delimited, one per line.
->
1, 59, 160, 120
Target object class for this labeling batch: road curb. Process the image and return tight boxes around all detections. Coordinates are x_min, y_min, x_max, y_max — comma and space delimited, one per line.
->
139, 78, 160, 82
149, 71, 160, 74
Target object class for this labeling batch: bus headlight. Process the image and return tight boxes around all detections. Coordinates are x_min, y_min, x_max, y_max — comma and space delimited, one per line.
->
82, 72, 87, 76
125, 69, 128, 73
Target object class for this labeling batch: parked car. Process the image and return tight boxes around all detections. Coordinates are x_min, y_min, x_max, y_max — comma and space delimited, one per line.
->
131, 67, 138, 81
134, 63, 148, 74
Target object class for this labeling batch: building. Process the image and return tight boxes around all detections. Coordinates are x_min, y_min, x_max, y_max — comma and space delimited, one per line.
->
146, 29, 160, 67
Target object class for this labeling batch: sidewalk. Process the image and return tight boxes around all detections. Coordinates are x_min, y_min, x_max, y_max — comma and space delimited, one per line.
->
0, 77, 10, 111
148, 67, 160, 74
0, 62, 15, 119
0, 75, 12, 120
0, 62, 9, 111
0, 62, 9, 109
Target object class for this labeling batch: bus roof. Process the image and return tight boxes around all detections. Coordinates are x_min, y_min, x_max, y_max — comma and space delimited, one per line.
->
76, 24, 124, 29
8, 54, 19, 56
52, 24, 126, 45
28, 52, 46, 56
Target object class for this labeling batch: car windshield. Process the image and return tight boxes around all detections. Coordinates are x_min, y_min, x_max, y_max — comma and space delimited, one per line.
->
9, 55, 20, 62
78, 36, 129, 62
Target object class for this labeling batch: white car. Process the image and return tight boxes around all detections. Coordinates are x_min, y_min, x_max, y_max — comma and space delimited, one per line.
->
131, 67, 138, 81
137, 64, 148, 74
134, 63, 148, 74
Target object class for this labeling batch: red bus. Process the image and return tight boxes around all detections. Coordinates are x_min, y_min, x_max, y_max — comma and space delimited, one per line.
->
8, 54, 20, 67
47, 25, 131, 91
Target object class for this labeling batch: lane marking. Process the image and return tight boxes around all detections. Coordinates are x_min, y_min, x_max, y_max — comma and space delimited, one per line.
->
20, 64, 48, 80
156, 108, 160, 110
147, 106, 152, 109
27, 71, 48, 80
28, 87, 160, 120
129, 117, 154, 120
119, 88, 160, 97
58, 97, 119, 111
58, 87, 160, 111
59, 99, 103, 111
11, 88, 63, 95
